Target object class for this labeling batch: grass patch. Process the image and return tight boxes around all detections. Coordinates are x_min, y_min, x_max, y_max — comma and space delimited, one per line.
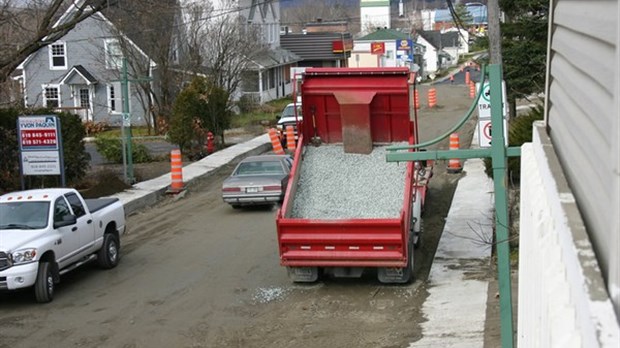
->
232, 97, 292, 128
98, 126, 154, 138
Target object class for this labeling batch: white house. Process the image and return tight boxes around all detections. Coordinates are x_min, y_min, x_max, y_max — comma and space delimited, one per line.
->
348, 29, 412, 68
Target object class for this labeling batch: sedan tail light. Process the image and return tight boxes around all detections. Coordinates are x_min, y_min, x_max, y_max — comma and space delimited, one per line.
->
263, 185, 282, 191
222, 187, 242, 192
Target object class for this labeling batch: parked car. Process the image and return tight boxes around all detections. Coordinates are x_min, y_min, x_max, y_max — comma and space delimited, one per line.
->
222, 155, 293, 208
276, 103, 302, 144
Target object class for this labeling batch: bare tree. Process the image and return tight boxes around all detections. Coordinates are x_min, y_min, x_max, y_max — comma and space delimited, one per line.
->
103, 0, 189, 134
0, 0, 120, 83
185, 1, 265, 107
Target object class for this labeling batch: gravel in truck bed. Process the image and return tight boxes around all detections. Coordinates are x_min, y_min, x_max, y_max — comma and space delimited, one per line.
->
290, 143, 408, 219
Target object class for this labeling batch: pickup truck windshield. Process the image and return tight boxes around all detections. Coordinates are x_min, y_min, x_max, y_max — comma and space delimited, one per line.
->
0, 201, 50, 229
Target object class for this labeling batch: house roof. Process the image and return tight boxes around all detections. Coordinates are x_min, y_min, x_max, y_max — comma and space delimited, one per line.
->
250, 47, 301, 70
357, 29, 410, 41
416, 30, 461, 50
280, 32, 354, 61
59, 65, 98, 85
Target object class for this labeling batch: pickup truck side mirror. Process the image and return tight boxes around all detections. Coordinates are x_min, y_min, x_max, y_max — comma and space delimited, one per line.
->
54, 214, 77, 228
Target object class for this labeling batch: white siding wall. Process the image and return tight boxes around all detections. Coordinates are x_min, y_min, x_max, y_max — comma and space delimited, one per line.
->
546, 0, 619, 318
518, 124, 619, 347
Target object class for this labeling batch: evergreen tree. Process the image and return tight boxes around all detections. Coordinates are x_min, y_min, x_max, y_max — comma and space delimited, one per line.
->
500, 0, 549, 114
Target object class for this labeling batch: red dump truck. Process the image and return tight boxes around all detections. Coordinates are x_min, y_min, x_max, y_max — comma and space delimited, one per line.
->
275, 67, 432, 284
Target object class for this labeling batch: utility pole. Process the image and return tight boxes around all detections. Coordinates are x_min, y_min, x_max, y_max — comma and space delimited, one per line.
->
487, 0, 503, 64
486, 2, 515, 346
120, 58, 134, 184
118, 57, 152, 184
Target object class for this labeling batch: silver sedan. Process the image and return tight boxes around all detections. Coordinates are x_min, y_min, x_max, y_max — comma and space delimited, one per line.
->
222, 155, 293, 208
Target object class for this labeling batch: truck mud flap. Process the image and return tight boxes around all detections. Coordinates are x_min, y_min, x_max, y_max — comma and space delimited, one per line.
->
287, 266, 318, 283
377, 240, 414, 284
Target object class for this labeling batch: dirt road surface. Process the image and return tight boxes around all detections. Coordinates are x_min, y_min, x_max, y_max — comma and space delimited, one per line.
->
0, 84, 481, 348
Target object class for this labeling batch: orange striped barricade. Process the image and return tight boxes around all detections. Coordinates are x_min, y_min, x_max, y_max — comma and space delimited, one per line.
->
285, 125, 296, 152
465, 70, 471, 85
268, 128, 285, 155
414, 89, 420, 109
428, 88, 437, 108
168, 149, 184, 193
447, 133, 463, 173
469, 81, 476, 99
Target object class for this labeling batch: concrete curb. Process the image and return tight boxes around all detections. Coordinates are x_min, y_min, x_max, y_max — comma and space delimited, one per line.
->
111, 134, 271, 215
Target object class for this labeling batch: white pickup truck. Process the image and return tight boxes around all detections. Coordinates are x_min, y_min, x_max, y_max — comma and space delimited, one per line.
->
0, 188, 126, 303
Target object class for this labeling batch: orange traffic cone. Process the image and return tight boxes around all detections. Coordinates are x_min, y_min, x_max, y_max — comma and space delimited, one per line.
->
447, 133, 463, 174
168, 149, 184, 193
286, 125, 296, 152
414, 89, 420, 109
268, 128, 285, 155
465, 71, 471, 85
428, 88, 437, 108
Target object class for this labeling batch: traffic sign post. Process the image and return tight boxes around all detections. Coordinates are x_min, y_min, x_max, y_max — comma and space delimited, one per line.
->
115, 58, 152, 184
385, 64, 520, 348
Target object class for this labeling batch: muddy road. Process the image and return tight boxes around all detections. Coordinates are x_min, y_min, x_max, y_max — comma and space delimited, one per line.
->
0, 84, 477, 348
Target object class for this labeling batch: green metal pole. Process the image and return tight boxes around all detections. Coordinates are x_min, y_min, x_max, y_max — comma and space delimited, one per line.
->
488, 64, 514, 348
121, 58, 134, 183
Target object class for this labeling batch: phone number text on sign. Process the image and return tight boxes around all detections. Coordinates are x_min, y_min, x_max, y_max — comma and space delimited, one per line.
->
20, 130, 58, 147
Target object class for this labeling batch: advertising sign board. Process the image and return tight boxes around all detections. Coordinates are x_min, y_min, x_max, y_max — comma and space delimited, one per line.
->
17, 115, 64, 177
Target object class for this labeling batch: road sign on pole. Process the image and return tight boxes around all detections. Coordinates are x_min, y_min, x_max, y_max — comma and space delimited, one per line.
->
477, 80, 508, 119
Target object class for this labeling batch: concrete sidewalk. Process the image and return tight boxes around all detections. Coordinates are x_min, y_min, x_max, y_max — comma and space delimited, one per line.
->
409, 128, 495, 347
110, 134, 271, 215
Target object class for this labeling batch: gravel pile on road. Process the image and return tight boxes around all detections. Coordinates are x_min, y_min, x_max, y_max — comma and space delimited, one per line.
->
291, 144, 408, 219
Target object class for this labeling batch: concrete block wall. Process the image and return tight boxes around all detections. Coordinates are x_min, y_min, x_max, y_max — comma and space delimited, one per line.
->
518, 122, 619, 347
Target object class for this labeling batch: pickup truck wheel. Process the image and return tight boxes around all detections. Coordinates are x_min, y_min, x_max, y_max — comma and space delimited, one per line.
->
34, 261, 54, 303
98, 233, 120, 269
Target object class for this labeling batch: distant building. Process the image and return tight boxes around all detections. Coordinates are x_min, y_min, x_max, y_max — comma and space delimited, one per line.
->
280, 20, 352, 68
360, 0, 391, 34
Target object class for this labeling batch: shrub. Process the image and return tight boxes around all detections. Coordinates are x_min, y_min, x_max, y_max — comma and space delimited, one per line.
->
484, 104, 544, 182
57, 112, 90, 185
237, 94, 259, 114
83, 121, 110, 137
94, 136, 152, 164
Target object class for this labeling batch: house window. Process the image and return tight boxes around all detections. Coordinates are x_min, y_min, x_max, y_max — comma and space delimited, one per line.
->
107, 82, 122, 113
268, 69, 275, 89
105, 39, 123, 69
49, 42, 67, 70
79, 88, 90, 109
43, 85, 60, 108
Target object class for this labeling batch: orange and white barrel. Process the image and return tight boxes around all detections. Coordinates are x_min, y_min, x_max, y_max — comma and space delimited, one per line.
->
169, 149, 184, 192
268, 128, 285, 155
447, 133, 463, 174
286, 125, 296, 151
428, 88, 437, 108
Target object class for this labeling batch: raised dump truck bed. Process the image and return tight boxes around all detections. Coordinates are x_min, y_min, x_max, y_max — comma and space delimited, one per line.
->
275, 68, 430, 283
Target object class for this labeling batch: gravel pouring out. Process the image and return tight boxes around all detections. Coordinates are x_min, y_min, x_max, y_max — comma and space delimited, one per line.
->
291, 143, 408, 219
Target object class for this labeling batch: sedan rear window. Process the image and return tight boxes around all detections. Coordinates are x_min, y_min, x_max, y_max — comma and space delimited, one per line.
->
235, 161, 284, 175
